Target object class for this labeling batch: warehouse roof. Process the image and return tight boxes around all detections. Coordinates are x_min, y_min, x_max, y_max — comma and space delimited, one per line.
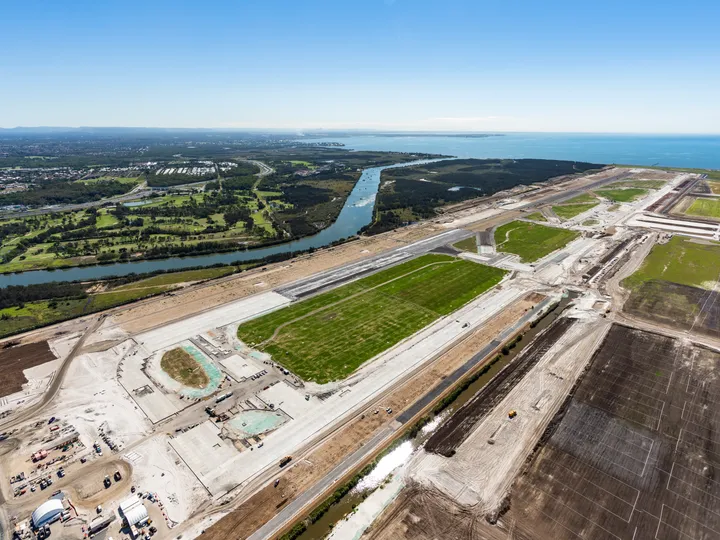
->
31, 499, 64, 528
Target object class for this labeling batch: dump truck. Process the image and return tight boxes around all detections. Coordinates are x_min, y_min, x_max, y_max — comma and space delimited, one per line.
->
279, 456, 292, 468
508, 410, 517, 419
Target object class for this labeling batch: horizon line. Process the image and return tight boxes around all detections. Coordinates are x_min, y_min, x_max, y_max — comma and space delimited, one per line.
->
2, 126, 720, 136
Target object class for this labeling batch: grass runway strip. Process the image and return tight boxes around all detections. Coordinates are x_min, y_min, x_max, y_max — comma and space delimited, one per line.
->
494, 220, 579, 262
237, 254, 506, 383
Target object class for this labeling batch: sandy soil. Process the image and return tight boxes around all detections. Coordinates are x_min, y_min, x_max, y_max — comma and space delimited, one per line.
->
195, 294, 541, 540
0, 342, 56, 397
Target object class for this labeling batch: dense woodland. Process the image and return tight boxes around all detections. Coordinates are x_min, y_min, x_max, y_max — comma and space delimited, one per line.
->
0, 179, 131, 206
367, 158, 602, 234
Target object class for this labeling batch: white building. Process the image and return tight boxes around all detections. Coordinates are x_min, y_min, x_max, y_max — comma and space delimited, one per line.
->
119, 496, 149, 528
31, 499, 64, 528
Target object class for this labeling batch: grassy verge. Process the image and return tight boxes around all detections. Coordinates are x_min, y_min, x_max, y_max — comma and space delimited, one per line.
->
452, 237, 478, 252
524, 212, 547, 222
0, 265, 242, 339
552, 203, 598, 220
494, 221, 579, 262
606, 179, 666, 189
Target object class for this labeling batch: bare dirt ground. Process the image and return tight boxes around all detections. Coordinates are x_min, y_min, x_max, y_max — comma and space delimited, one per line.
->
198, 294, 541, 540
425, 317, 577, 456
479, 325, 720, 540
0, 341, 56, 397
60, 459, 132, 508
624, 280, 720, 338
372, 325, 720, 540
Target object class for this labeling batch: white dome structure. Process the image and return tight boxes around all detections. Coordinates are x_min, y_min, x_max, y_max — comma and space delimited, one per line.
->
31, 499, 64, 528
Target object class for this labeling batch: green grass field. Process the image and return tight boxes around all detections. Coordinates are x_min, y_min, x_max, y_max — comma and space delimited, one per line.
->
452, 237, 478, 252
607, 179, 666, 189
684, 198, 720, 219
595, 188, 648, 202
622, 236, 720, 291
582, 219, 599, 226
552, 203, 598, 220
562, 193, 597, 204
524, 212, 547, 222
237, 254, 506, 383
78, 176, 140, 185
494, 221, 579, 262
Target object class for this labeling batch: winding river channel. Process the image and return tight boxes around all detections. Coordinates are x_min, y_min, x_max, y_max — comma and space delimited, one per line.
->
0, 159, 441, 288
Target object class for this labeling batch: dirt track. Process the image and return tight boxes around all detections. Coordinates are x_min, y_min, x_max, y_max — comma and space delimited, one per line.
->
425, 317, 576, 457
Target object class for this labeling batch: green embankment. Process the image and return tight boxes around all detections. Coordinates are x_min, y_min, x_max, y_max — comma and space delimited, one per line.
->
0, 266, 240, 338
524, 212, 547, 222
552, 203, 598, 220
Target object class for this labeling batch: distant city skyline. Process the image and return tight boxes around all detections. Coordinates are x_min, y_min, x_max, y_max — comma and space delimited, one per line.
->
2, 0, 720, 133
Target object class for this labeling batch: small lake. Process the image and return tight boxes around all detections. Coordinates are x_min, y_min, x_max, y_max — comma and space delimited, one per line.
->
0, 159, 441, 288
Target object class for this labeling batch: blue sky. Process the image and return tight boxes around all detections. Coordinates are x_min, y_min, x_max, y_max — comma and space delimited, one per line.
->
2, 0, 719, 132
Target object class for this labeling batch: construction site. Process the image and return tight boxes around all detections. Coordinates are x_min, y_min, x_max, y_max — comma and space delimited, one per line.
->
1, 164, 718, 540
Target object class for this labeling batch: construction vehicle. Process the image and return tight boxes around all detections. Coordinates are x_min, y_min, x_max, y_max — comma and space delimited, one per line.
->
279, 456, 292, 468
508, 410, 517, 419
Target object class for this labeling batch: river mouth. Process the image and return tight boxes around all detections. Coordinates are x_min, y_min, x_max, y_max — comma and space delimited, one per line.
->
0, 159, 445, 288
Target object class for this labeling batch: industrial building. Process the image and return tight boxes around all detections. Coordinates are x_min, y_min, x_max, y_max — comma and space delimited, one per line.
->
31, 499, 64, 529
119, 496, 149, 530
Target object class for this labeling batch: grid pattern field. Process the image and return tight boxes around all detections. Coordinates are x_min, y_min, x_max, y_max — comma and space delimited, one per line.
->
237, 254, 506, 382
500, 324, 720, 540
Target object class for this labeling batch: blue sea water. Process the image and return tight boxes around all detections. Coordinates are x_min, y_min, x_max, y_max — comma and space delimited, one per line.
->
300, 133, 720, 170
2, 133, 717, 286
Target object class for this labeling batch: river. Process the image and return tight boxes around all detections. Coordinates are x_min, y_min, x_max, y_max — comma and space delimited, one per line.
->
4, 133, 720, 287
0, 159, 440, 288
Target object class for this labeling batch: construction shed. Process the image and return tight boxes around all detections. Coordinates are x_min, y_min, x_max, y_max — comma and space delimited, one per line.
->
31, 499, 64, 528
119, 496, 149, 527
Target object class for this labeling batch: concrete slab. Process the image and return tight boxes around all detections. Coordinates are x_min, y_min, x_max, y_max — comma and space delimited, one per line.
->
219, 355, 262, 382
136, 292, 291, 352
169, 421, 240, 490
